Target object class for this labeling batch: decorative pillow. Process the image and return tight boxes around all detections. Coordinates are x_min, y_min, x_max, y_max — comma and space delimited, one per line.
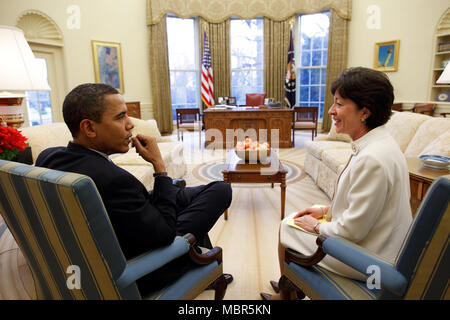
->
20, 123, 72, 163
327, 120, 352, 142
419, 130, 450, 157
385, 111, 429, 152
129, 117, 162, 141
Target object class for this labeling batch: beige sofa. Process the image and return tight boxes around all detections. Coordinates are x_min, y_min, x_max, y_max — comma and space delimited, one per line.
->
19, 117, 186, 190
305, 111, 450, 199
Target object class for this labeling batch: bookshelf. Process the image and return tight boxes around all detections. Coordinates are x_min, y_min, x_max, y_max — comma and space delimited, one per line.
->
429, 9, 450, 104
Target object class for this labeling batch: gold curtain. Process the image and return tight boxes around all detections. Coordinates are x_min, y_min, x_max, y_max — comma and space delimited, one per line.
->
148, 16, 173, 134
146, 2, 351, 132
264, 17, 293, 104
147, 0, 352, 24
199, 17, 231, 107
322, 8, 350, 132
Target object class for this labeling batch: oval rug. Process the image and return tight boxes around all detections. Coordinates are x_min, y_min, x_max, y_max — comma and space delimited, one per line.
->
192, 159, 305, 187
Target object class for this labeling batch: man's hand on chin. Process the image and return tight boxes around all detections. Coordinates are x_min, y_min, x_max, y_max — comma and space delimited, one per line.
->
131, 134, 166, 172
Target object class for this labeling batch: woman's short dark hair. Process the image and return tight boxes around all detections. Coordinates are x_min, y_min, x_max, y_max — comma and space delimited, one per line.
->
331, 67, 394, 129
63, 83, 119, 137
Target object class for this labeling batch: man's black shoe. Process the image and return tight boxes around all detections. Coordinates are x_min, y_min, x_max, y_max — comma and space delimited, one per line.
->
172, 179, 186, 188
205, 273, 233, 290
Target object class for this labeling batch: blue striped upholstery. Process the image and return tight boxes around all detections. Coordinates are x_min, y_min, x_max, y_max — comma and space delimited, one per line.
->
284, 262, 380, 300
282, 176, 450, 300
0, 160, 225, 300
395, 176, 450, 300
146, 261, 222, 300
0, 160, 128, 299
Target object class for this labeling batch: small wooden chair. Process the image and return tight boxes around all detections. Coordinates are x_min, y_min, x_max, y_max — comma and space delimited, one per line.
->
292, 106, 318, 146
412, 103, 436, 116
176, 108, 202, 147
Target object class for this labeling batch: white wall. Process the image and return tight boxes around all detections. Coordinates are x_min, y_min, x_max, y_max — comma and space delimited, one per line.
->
0, 0, 153, 118
348, 0, 450, 112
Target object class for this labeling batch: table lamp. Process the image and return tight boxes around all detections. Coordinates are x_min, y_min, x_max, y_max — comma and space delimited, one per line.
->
0, 25, 50, 128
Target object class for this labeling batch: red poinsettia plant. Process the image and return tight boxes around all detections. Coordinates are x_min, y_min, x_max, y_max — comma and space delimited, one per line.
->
0, 126, 28, 161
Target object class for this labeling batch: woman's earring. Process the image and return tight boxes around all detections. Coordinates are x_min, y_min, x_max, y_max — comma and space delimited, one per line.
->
360, 118, 366, 123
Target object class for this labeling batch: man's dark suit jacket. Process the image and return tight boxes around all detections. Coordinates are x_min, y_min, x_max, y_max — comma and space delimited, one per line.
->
36, 141, 180, 259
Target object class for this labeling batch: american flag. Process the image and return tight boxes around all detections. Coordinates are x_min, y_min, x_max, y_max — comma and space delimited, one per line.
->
201, 31, 214, 108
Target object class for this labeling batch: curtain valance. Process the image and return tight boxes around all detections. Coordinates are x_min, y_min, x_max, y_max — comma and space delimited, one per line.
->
146, 0, 351, 25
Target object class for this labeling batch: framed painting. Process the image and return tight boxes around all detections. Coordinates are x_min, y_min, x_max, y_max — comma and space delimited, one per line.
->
91, 40, 124, 93
374, 40, 400, 72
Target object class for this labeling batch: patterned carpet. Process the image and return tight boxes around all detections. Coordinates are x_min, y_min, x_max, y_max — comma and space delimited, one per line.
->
192, 156, 304, 186
0, 146, 331, 300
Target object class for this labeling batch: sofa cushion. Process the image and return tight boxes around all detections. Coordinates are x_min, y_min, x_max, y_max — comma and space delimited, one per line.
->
129, 117, 163, 141
109, 141, 186, 189
20, 123, 73, 163
404, 117, 450, 157
419, 131, 450, 157
385, 111, 430, 152
110, 142, 183, 168
305, 140, 351, 160
321, 148, 353, 174
120, 165, 154, 191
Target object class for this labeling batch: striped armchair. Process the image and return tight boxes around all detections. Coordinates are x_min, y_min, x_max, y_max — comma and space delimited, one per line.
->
279, 176, 450, 300
0, 160, 227, 300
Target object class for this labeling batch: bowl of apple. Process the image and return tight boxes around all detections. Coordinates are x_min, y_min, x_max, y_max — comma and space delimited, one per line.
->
235, 138, 270, 162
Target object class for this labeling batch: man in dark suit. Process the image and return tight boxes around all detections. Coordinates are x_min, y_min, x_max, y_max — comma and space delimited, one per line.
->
36, 83, 232, 293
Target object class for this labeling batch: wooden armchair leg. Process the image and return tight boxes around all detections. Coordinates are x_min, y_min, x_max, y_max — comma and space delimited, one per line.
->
210, 274, 227, 300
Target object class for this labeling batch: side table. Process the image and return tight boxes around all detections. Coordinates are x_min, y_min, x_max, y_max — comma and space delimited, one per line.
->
407, 157, 450, 215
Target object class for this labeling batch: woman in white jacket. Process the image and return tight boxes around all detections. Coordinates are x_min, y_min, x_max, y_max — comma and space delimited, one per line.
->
262, 67, 413, 300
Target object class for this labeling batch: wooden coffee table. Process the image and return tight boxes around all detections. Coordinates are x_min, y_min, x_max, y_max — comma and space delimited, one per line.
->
221, 150, 287, 220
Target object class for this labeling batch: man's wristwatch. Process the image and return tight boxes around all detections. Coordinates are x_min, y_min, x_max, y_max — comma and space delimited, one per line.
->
153, 171, 168, 177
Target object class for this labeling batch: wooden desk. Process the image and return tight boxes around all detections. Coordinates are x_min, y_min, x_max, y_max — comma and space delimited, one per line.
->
203, 107, 293, 148
222, 150, 287, 220
407, 157, 450, 215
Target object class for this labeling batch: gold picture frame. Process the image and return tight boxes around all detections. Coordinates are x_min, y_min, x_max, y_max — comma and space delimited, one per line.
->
374, 40, 400, 72
91, 40, 124, 93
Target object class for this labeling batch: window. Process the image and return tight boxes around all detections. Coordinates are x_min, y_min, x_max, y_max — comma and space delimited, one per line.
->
166, 17, 199, 120
297, 11, 330, 119
230, 19, 264, 105
26, 58, 52, 126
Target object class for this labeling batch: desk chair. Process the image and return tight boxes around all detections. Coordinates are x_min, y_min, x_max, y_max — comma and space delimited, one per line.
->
279, 176, 450, 300
0, 160, 227, 300
412, 103, 436, 116
176, 108, 202, 148
245, 93, 266, 106
292, 106, 318, 145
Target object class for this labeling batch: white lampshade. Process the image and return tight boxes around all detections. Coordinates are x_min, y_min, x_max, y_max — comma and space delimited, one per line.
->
436, 62, 450, 84
0, 25, 50, 91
